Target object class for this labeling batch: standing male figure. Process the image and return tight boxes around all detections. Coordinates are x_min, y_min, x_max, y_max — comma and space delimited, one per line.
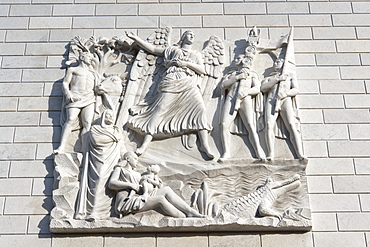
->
261, 58, 305, 160
54, 52, 96, 154
219, 53, 265, 161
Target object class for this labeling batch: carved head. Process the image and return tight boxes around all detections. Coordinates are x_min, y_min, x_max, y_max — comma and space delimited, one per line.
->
235, 54, 253, 70
273, 58, 284, 71
178, 30, 195, 46
123, 152, 138, 168
245, 45, 257, 58
100, 110, 115, 128
103, 110, 115, 126
79, 52, 93, 65
262, 174, 301, 197
99, 74, 123, 95
148, 164, 160, 175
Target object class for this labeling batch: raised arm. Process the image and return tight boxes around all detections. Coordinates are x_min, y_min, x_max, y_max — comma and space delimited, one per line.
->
126, 32, 165, 56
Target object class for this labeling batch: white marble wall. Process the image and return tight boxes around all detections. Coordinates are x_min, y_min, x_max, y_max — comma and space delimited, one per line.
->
0, 1, 369, 246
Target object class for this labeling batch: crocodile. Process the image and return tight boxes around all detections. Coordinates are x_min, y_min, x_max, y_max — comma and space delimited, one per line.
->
218, 174, 301, 220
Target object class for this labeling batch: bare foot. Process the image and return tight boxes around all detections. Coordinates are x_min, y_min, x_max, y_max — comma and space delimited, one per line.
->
255, 157, 266, 163
218, 152, 231, 163
298, 156, 308, 161
200, 147, 214, 159
86, 216, 96, 222
255, 151, 266, 160
255, 154, 266, 161
74, 213, 85, 220
85, 214, 98, 222
186, 209, 206, 218
53, 148, 64, 155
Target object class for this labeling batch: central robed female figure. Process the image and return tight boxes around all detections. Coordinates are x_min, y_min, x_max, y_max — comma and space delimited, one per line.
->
126, 30, 214, 158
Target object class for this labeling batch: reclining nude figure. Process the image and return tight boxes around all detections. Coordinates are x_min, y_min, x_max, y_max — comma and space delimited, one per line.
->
126, 31, 214, 159
108, 152, 204, 218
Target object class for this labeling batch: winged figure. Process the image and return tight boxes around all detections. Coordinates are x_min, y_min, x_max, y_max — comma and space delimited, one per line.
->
116, 27, 172, 128
121, 29, 225, 159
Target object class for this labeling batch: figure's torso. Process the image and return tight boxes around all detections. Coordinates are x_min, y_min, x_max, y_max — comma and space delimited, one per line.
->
265, 73, 292, 99
164, 46, 200, 79
69, 67, 95, 96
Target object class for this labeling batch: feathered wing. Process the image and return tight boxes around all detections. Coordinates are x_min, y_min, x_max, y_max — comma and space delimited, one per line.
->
116, 27, 172, 128
181, 36, 225, 149
200, 35, 225, 106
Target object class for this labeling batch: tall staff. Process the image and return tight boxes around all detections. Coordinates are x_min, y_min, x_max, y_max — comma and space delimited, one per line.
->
273, 28, 296, 113
261, 27, 305, 160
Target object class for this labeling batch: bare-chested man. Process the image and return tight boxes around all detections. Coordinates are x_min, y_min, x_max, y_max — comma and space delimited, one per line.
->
261, 58, 305, 160
219, 53, 265, 161
54, 52, 96, 154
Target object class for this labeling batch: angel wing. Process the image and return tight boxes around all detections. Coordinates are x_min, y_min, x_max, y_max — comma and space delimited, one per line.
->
116, 27, 172, 128
200, 35, 225, 106
179, 36, 225, 149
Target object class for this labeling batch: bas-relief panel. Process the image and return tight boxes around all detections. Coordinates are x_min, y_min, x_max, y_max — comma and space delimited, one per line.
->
50, 27, 311, 233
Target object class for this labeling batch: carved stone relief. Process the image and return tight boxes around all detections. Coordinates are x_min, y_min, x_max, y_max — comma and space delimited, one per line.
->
50, 27, 311, 233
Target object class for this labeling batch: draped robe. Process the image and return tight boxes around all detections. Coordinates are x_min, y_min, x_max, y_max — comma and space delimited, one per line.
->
85, 124, 121, 219
113, 166, 148, 217
129, 46, 211, 136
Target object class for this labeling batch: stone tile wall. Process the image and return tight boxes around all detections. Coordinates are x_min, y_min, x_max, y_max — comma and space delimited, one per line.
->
0, 1, 369, 246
